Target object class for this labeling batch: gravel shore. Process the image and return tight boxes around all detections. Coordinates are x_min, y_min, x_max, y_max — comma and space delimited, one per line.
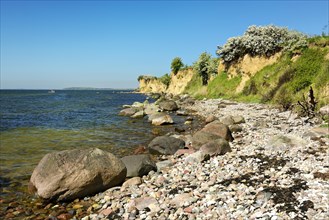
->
84, 99, 328, 220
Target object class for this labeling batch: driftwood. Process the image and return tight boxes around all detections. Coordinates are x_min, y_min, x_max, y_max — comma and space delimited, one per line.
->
297, 86, 317, 118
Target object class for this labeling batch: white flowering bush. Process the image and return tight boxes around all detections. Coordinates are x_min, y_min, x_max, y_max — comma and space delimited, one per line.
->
216, 25, 307, 65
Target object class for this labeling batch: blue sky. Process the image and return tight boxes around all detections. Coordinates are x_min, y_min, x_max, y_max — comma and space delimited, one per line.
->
1, 0, 328, 89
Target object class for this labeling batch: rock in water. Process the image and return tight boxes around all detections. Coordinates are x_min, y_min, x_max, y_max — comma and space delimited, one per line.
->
121, 155, 157, 177
148, 136, 185, 155
158, 100, 179, 111
119, 108, 138, 116
29, 148, 127, 201
151, 114, 174, 126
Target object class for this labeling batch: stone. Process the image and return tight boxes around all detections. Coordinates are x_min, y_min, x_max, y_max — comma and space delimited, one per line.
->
220, 115, 245, 125
175, 149, 195, 156
304, 127, 329, 139
201, 120, 234, 142
220, 116, 235, 126
156, 160, 174, 172
191, 131, 224, 150
319, 105, 329, 116
231, 115, 246, 124
185, 151, 210, 164
176, 110, 189, 116
99, 208, 112, 216
131, 102, 144, 108
118, 108, 138, 116
205, 115, 217, 124
121, 155, 157, 177
144, 103, 161, 115
229, 124, 243, 133
170, 193, 195, 207
29, 148, 126, 201
133, 145, 147, 154
148, 136, 185, 155
151, 114, 174, 126
158, 100, 179, 111
200, 139, 231, 156
134, 197, 159, 211
182, 97, 196, 105
131, 110, 144, 118
121, 177, 142, 190
148, 112, 166, 122
267, 135, 307, 151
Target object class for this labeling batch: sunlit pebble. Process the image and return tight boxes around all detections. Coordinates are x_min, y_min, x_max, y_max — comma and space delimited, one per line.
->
83, 99, 328, 219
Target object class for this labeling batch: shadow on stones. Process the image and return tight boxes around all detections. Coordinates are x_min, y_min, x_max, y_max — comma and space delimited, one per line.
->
263, 179, 310, 218
239, 154, 287, 172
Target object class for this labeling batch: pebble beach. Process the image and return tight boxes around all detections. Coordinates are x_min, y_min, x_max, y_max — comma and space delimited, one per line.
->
82, 98, 329, 220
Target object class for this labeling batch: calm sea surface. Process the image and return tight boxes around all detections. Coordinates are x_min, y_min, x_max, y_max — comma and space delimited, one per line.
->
0, 90, 157, 195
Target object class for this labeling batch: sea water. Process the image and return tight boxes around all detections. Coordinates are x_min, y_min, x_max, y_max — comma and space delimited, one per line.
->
0, 90, 155, 195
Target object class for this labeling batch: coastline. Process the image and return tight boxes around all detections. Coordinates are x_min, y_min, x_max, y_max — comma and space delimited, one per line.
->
81, 95, 328, 219
3, 93, 328, 219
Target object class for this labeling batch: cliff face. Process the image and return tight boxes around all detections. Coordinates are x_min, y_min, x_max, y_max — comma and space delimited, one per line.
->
138, 76, 167, 93
218, 53, 282, 93
138, 69, 195, 95
167, 69, 194, 95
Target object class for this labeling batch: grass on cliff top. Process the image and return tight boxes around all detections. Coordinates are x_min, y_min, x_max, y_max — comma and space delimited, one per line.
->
184, 74, 207, 99
207, 72, 242, 99
185, 46, 328, 109
184, 72, 242, 99
242, 47, 328, 108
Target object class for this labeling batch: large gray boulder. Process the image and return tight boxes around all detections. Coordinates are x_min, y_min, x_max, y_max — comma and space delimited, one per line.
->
158, 100, 179, 111
191, 131, 224, 150
121, 155, 157, 177
148, 136, 185, 155
29, 148, 126, 201
201, 120, 234, 142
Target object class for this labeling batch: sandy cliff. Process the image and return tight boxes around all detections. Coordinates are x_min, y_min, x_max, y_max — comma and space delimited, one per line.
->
138, 76, 167, 93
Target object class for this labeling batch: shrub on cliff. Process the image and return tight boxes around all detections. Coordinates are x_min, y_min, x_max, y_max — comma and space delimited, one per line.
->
193, 52, 219, 85
138, 75, 157, 82
159, 73, 171, 87
171, 57, 184, 75
216, 25, 307, 67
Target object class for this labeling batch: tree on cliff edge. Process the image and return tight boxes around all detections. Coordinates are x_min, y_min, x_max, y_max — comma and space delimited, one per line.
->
193, 52, 219, 85
171, 57, 184, 75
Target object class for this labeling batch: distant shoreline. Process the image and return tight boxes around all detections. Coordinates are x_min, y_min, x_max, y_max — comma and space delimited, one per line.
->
0, 88, 137, 91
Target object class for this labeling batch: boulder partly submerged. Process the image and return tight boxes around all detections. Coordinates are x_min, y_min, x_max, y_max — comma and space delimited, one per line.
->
29, 148, 127, 202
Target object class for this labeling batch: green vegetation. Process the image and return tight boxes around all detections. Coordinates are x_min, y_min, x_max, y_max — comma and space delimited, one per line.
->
193, 52, 219, 85
216, 25, 307, 67
307, 35, 329, 47
138, 75, 158, 82
184, 73, 206, 99
140, 25, 328, 111
171, 57, 184, 75
159, 73, 171, 87
238, 46, 328, 110
207, 73, 241, 99
185, 33, 328, 109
